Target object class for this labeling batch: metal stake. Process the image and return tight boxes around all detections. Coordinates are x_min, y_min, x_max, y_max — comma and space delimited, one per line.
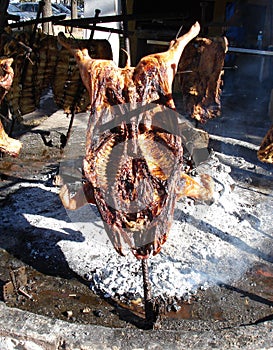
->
141, 258, 155, 326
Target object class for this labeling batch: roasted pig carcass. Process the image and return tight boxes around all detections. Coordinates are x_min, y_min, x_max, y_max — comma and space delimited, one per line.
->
52, 36, 113, 114
179, 36, 228, 123
257, 124, 273, 163
57, 22, 213, 259
57, 22, 214, 325
0, 57, 22, 156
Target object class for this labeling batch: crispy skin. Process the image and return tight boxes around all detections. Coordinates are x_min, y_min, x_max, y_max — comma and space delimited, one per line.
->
257, 124, 273, 163
0, 57, 22, 156
58, 22, 214, 259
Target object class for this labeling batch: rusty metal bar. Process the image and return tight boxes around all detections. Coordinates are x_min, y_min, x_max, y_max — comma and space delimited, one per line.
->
141, 258, 157, 327
228, 47, 273, 56
74, 25, 131, 35
8, 14, 66, 28
142, 258, 152, 302
57, 12, 188, 26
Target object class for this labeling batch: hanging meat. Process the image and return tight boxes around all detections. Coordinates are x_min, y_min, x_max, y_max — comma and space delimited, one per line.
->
257, 124, 273, 163
0, 31, 113, 119
179, 36, 228, 123
0, 57, 22, 156
57, 22, 214, 326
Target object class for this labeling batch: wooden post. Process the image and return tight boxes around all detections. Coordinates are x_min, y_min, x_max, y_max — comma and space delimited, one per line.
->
70, 0, 78, 34
42, 0, 52, 35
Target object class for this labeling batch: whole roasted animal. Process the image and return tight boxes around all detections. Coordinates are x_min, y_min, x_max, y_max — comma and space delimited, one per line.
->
179, 36, 228, 123
0, 57, 22, 156
57, 22, 214, 259
57, 22, 216, 326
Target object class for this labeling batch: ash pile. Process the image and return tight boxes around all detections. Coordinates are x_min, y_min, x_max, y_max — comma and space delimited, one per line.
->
56, 112, 269, 305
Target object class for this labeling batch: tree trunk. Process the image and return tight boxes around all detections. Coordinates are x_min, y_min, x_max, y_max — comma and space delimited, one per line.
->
42, 0, 53, 35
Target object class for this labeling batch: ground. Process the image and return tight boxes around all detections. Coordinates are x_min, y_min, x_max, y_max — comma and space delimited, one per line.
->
0, 55, 273, 348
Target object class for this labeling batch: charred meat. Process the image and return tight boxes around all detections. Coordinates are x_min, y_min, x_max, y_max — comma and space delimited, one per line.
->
57, 22, 214, 259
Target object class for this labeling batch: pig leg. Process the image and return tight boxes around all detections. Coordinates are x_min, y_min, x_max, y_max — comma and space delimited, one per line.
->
0, 120, 22, 156
177, 173, 214, 202
59, 181, 95, 210
158, 22, 201, 89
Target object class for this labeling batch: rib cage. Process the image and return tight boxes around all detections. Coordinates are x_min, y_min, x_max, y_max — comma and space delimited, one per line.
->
85, 106, 184, 258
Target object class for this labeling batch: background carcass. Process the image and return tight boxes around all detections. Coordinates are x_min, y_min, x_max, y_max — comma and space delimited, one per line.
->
179, 36, 228, 124
0, 57, 21, 156
0, 31, 113, 120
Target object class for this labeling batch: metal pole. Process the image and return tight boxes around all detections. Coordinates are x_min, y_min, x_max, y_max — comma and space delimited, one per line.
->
141, 258, 156, 327
121, 0, 131, 66
89, 9, 101, 40
142, 258, 152, 301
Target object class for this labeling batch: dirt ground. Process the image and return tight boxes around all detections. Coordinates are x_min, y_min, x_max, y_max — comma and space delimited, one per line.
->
0, 54, 273, 337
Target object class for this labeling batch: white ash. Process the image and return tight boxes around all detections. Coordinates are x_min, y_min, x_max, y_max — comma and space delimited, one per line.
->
1, 151, 272, 301
57, 149, 273, 299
